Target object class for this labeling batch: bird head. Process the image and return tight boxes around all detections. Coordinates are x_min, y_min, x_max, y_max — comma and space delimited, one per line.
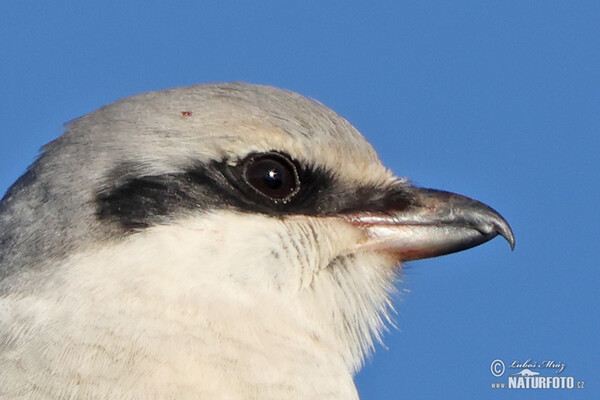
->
0, 82, 514, 384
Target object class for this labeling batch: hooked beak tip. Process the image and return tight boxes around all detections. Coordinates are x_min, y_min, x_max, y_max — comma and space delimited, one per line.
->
495, 218, 516, 250
342, 187, 515, 261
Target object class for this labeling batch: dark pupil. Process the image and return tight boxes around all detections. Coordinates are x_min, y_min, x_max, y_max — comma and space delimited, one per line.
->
263, 166, 283, 189
246, 157, 296, 199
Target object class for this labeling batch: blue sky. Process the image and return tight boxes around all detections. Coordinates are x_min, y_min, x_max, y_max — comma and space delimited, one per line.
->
1, 2, 598, 398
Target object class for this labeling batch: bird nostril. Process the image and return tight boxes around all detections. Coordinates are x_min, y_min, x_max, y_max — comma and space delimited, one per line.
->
378, 190, 414, 214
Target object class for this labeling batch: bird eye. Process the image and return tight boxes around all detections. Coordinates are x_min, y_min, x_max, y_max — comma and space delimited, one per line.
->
243, 154, 299, 200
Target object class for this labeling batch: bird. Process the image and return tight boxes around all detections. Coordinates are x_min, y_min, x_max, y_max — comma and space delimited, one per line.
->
0, 82, 514, 399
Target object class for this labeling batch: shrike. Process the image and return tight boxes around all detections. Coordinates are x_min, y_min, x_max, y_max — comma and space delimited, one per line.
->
0, 83, 514, 399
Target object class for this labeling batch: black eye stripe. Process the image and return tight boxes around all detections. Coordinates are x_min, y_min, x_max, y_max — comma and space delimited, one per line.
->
96, 155, 415, 231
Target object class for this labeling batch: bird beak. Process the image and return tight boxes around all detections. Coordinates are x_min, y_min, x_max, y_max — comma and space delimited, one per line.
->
343, 188, 515, 261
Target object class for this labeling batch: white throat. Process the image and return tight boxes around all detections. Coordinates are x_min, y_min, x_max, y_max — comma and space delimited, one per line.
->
1, 212, 398, 399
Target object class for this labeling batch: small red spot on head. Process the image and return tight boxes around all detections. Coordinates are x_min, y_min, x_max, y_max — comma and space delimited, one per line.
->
181, 111, 193, 117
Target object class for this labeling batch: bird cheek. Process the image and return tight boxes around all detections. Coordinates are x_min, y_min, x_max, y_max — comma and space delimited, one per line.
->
321, 217, 406, 268
299, 216, 383, 269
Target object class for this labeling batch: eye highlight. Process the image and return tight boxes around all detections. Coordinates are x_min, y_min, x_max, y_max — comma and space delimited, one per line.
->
243, 153, 299, 201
